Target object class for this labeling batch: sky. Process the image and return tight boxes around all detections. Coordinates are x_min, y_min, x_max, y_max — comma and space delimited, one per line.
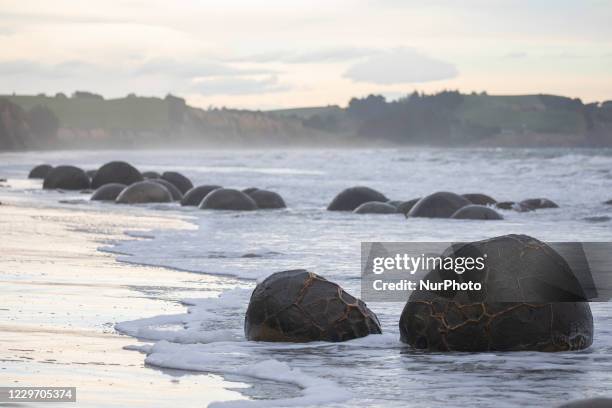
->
1, 0, 611, 110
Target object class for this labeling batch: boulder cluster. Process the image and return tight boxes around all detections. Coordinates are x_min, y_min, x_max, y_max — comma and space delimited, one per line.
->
326, 186, 565, 220
29, 162, 286, 210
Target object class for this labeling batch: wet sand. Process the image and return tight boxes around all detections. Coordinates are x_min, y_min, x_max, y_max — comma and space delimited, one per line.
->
0, 201, 248, 407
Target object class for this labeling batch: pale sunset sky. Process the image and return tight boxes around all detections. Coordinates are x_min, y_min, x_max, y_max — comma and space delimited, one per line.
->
1, 0, 611, 109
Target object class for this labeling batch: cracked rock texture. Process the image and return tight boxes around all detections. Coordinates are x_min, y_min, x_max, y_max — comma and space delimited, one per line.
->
399, 234, 594, 351
245, 269, 382, 342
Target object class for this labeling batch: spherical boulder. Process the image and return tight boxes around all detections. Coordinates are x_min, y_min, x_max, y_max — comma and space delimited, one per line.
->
245, 269, 382, 342
28, 164, 53, 179
199, 188, 257, 211
151, 178, 183, 201
161, 171, 193, 194
354, 201, 397, 214
115, 181, 172, 204
90, 183, 126, 201
520, 198, 559, 210
407, 192, 471, 218
43, 165, 90, 190
399, 234, 593, 352
242, 187, 259, 195
462, 193, 497, 206
396, 198, 420, 215
91, 161, 143, 189
451, 205, 504, 220
180, 185, 222, 206
327, 186, 388, 211
248, 189, 286, 209
386, 200, 403, 208
142, 171, 160, 179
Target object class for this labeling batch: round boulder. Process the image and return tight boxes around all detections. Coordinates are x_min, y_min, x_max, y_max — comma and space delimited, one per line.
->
161, 171, 193, 194
115, 181, 172, 204
248, 189, 286, 209
28, 164, 53, 179
199, 188, 257, 211
242, 187, 259, 195
399, 234, 593, 352
245, 269, 382, 342
354, 201, 397, 214
91, 161, 143, 189
396, 198, 421, 215
407, 192, 471, 218
327, 186, 388, 211
386, 200, 403, 208
43, 165, 90, 190
141, 171, 160, 179
90, 183, 126, 201
181, 185, 222, 206
151, 178, 183, 201
520, 198, 559, 210
462, 193, 497, 206
451, 205, 504, 220
496, 201, 532, 212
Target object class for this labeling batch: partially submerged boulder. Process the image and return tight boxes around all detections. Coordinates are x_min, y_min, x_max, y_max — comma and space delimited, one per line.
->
399, 234, 593, 352
245, 269, 382, 342
161, 171, 193, 194
142, 171, 160, 179
28, 164, 53, 179
520, 198, 559, 210
396, 198, 420, 215
91, 161, 143, 189
354, 201, 397, 214
180, 185, 222, 206
408, 192, 471, 218
248, 189, 286, 209
199, 188, 257, 211
43, 165, 90, 190
496, 201, 532, 212
462, 193, 497, 206
451, 205, 504, 220
115, 181, 172, 204
327, 186, 387, 211
151, 178, 183, 201
90, 183, 126, 201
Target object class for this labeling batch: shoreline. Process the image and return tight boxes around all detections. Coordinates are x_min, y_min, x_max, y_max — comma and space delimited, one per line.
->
0, 197, 249, 407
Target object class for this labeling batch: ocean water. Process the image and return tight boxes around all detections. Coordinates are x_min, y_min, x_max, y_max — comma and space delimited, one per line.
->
2, 148, 612, 407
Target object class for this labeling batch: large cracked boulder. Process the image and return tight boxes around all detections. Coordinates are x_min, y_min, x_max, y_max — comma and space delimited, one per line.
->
115, 181, 172, 204
181, 185, 222, 206
354, 201, 397, 214
399, 234, 593, 352
245, 269, 382, 342
199, 188, 257, 211
28, 164, 53, 179
408, 191, 471, 218
161, 171, 193, 194
91, 161, 143, 188
248, 189, 286, 209
451, 205, 504, 220
327, 186, 387, 211
462, 193, 497, 206
43, 165, 90, 190
91, 183, 126, 201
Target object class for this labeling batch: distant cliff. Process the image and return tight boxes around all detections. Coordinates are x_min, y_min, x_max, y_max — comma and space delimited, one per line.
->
2, 91, 612, 150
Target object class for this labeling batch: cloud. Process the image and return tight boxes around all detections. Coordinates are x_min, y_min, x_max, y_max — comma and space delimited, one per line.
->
229, 47, 378, 64
343, 48, 458, 84
134, 58, 276, 78
504, 52, 528, 59
191, 75, 290, 95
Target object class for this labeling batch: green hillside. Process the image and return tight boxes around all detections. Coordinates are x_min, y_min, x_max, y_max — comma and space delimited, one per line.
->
2, 94, 171, 130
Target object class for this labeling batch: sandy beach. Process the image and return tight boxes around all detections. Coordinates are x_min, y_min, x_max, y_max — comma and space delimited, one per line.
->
0, 199, 249, 407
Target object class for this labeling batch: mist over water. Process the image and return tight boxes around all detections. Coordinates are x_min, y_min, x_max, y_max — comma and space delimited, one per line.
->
2, 147, 612, 406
